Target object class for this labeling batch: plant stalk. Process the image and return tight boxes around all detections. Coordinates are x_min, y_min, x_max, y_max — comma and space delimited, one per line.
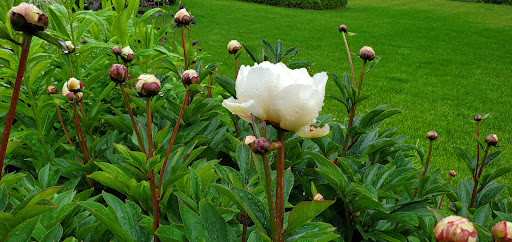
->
121, 85, 147, 154
470, 145, 491, 208
262, 154, 277, 241
181, 27, 187, 68
66, 54, 75, 77
437, 176, 452, 209
73, 98, 90, 163
342, 32, 355, 87
234, 57, 239, 80
207, 73, 213, 98
414, 140, 434, 197
475, 122, 481, 179
276, 129, 286, 242
0, 34, 32, 180
146, 97, 159, 242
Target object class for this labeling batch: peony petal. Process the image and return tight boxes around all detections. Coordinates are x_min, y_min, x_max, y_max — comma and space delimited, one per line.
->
296, 124, 330, 138
222, 98, 265, 123
312, 72, 328, 89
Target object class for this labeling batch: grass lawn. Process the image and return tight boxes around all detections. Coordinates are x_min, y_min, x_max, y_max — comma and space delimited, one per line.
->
167, 0, 512, 182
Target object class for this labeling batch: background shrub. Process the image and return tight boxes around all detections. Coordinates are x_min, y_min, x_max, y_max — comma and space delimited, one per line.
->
239, 0, 347, 10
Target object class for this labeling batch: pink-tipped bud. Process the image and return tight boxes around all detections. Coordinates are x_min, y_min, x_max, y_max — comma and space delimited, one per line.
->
473, 115, 483, 122
174, 9, 191, 25
121, 46, 134, 62
243, 136, 257, 145
227, 40, 242, 55
433, 215, 477, 242
313, 193, 324, 201
181, 69, 200, 86
359, 46, 375, 61
46, 85, 58, 95
8, 3, 48, 33
66, 77, 83, 93
62, 83, 83, 102
65, 41, 75, 53
449, 170, 457, 177
485, 134, 498, 146
112, 46, 122, 55
247, 137, 271, 155
135, 74, 161, 97
492, 221, 512, 242
109, 64, 129, 84
427, 131, 438, 141
338, 24, 347, 33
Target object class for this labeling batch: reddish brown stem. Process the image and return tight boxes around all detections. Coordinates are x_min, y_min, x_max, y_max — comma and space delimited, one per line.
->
234, 57, 239, 80
146, 98, 153, 158
146, 97, 159, 241
342, 32, 355, 86
470, 145, 490, 208
121, 85, 147, 154
0, 34, 32, 180
242, 212, 248, 242
73, 99, 90, 162
262, 154, 277, 241
475, 122, 481, 179
207, 73, 213, 98
437, 176, 452, 209
181, 27, 187, 68
415, 140, 434, 197
158, 88, 189, 194
276, 129, 286, 242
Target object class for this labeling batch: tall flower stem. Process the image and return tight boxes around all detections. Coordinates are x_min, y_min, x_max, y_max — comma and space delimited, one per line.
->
146, 97, 159, 242
73, 98, 90, 162
414, 140, 434, 197
276, 129, 286, 242
470, 145, 491, 208
158, 87, 189, 194
207, 73, 213, 98
234, 57, 239, 80
180, 27, 188, 69
121, 85, 147, 154
262, 154, 277, 241
437, 176, 452, 209
340, 60, 367, 157
66, 54, 75, 77
474, 122, 481, 179
0, 34, 32, 180
341, 32, 355, 86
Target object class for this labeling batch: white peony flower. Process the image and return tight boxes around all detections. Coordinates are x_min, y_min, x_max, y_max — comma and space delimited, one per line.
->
222, 61, 329, 138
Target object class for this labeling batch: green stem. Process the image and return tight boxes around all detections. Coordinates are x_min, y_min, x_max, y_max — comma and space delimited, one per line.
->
121, 85, 146, 155
276, 129, 286, 242
342, 32, 355, 87
146, 97, 153, 158
475, 122, 480, 179
181, 27, 187, 69
415, 140, 434, 197
262, 154, 277, 241
344, 200, 354, 242
437, 176, 452, 209
234, 57, 239, 80
66, 54, 75, 77
470, 145, 491, 208
73, 97, 90, 162
0, 34, 32, 180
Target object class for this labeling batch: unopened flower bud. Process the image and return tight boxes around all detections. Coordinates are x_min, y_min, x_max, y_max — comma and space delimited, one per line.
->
46, 85, 58, 95
121, 46, 134, 62
492, 221, 512, 242
313, 193, 324, 201
427, 131, 438, 141
473, 115, 483, 122
227, 40, 242, 55
8, 3, 48, 33
174, 9, 191, 25
136, 74, 161, 97
359, 46, 375, 61
338, 24, 347, 33
112, 46, 122, 55
62, 83, 83, 102
65, 41, 75, 53
433, 215, 477, 242
243, 136, 257, 145
248, 137, 271, 155
485, 134, 498, 146
109, 64, 129, 84
182, 69, 199, 86
66, 77, 83, 93
449, 170, 456, 177
269, 141, 281, 151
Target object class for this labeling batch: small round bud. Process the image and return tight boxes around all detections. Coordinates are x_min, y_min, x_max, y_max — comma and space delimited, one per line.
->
473, 114, 483, 122
174, 9, 191, 25
109, 64, 129, 84
65, 41, 75, 53
66, 77, 83, 93
485, 134, 498, 146
243, 136, 257, 145
338, 24, 347, 33
46, 85, 58, 95
433, 215, 477, 242
492, 221, 512, 242
135, 74, 161, 97
248, 137, 271, 155
227, 40, 242, 55
313, 193, 324, 201
121, 46, 134, 62
449, 170, 457, 177
112, 46, 122, 55
62, 83, 83, 102
426, 131, 438, 141
359, 46, 375, 61
8, 3, 48, 33
181, 69, 200, 86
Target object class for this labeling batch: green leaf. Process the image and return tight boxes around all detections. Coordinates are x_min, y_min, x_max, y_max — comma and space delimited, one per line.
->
6, 217, 38, 242
179, 203, 208, 242
214, 75, 236, 97
427, 207, 447, 222
480, 165, 512, 187
285, 200, 335, 235
242, 43, 263, 63
284, 222, 337, 242
47, 5, 70, 39
200, 202, 232, 242
102, 192, 139, 240
0, 173, 26, 190
286, 61, 314, 70
33, 31, 69, 53
155, 225, 186, 242
15, 199, 57, 225
38, 164, 61, 189
473, 205, 491, 227
78, 201, 134, 242
112, 0, 125, 12
476, 183, 505, 207
112, 14, 128, 46
40, 224, 63, 242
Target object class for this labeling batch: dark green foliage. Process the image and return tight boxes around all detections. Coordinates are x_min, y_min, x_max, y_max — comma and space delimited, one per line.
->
239, 0, 347, 10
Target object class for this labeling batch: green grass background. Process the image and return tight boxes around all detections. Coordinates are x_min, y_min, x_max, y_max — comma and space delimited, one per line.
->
167, 0, 512, 182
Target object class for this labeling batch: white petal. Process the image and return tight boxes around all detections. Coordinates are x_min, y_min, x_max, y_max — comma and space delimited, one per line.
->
296, 124, 330, 138
312, 72, 328, 89
222, 98, 265, 123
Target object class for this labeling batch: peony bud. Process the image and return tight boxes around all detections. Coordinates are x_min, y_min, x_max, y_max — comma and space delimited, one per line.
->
135, 74, 161, 97
121, 46, 134, 62
433, 215, 477, 242
359, 46, 375, 61
485, 134, 498, 146
62, 83, 83, 102
338, 24, 347, 33
174, 9, 191, 25
492, 221, 512, 242
109, 64, 129, 84
46, 85, 58, 95
449, 170, 457, 177
65, 41, 75, 53
227, 40, 242, 55
243, 136, 257, 145
8, 3, 48, 33
247, 137, 271, 155
112, 46, 122, 55
473, 114, 483, 122
181, 69, 200, 86
66, 77, 83, 93
313, 193, 324, 201
426, 131, 438, 141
